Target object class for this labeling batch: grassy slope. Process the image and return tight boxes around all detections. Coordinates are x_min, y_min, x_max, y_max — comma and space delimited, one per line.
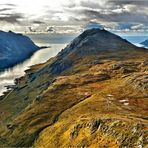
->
0, 48, 147, 147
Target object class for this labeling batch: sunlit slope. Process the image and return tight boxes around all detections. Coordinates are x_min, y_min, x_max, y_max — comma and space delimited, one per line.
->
0, 29, 147, 147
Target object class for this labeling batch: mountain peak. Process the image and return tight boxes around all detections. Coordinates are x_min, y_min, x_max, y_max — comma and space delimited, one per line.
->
58, 28, 135, 59
44, 29, 137, 75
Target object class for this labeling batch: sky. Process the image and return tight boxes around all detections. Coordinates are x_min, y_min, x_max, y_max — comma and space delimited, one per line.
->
0, 0, 148, 34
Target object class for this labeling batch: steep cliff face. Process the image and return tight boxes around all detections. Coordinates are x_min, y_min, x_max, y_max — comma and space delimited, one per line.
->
0, 31, 39, 70
0, 29, 147, 147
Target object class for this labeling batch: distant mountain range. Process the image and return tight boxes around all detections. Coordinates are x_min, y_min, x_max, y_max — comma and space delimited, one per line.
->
0, 28, 147, 147
0, 31, 39, 70
141, 39, 148, 47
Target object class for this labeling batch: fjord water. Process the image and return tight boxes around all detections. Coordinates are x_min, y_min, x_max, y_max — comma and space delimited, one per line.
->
0, 33, 147, 96
0, 45, 66, 95
0, 34, 76, 95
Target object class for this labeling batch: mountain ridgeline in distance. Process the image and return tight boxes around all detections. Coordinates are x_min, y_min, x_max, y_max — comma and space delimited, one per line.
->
141, 39, 148, 47
0, 28, 147, 147
0, 31, 39, 70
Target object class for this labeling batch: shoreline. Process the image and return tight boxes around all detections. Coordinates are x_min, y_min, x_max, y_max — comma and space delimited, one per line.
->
0, 45, 50, 72
0, 46, 51, 99
0, 66, 33, 100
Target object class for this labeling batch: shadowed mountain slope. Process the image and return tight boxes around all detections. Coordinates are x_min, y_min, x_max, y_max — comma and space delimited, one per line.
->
0, 31, 39, 70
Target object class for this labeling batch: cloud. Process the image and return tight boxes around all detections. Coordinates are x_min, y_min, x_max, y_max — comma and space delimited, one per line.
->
0, 0, 148, 33
131, 24, 144, 30
80, 1, 105, 9
62, 0, 148, 33
109, 0, 148, 6
0, 8, 13, 12
0, 13, 23, 23
0, 3, 17, 7
32, 21, 45, 24
84, 22, 104, 30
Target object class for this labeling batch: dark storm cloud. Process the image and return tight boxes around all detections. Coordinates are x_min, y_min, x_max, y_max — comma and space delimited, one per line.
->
0, 13, 23, 23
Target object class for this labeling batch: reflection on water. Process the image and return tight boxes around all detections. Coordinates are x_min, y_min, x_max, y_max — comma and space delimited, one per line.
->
0, 44, 66, 95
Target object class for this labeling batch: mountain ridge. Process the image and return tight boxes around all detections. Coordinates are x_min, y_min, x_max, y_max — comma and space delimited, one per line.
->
0, 29, 147, 147
37, 28, 142, 75
57, 28, 137, 61
141, 39, 148, 47
0, 31, 39, 70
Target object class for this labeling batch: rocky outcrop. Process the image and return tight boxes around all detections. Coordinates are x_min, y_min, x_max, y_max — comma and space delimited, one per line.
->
68, 118, 145, 147
126, 72, 148, 93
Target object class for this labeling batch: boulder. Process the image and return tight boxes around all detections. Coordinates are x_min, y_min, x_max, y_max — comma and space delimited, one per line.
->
35, 95, 43, 102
